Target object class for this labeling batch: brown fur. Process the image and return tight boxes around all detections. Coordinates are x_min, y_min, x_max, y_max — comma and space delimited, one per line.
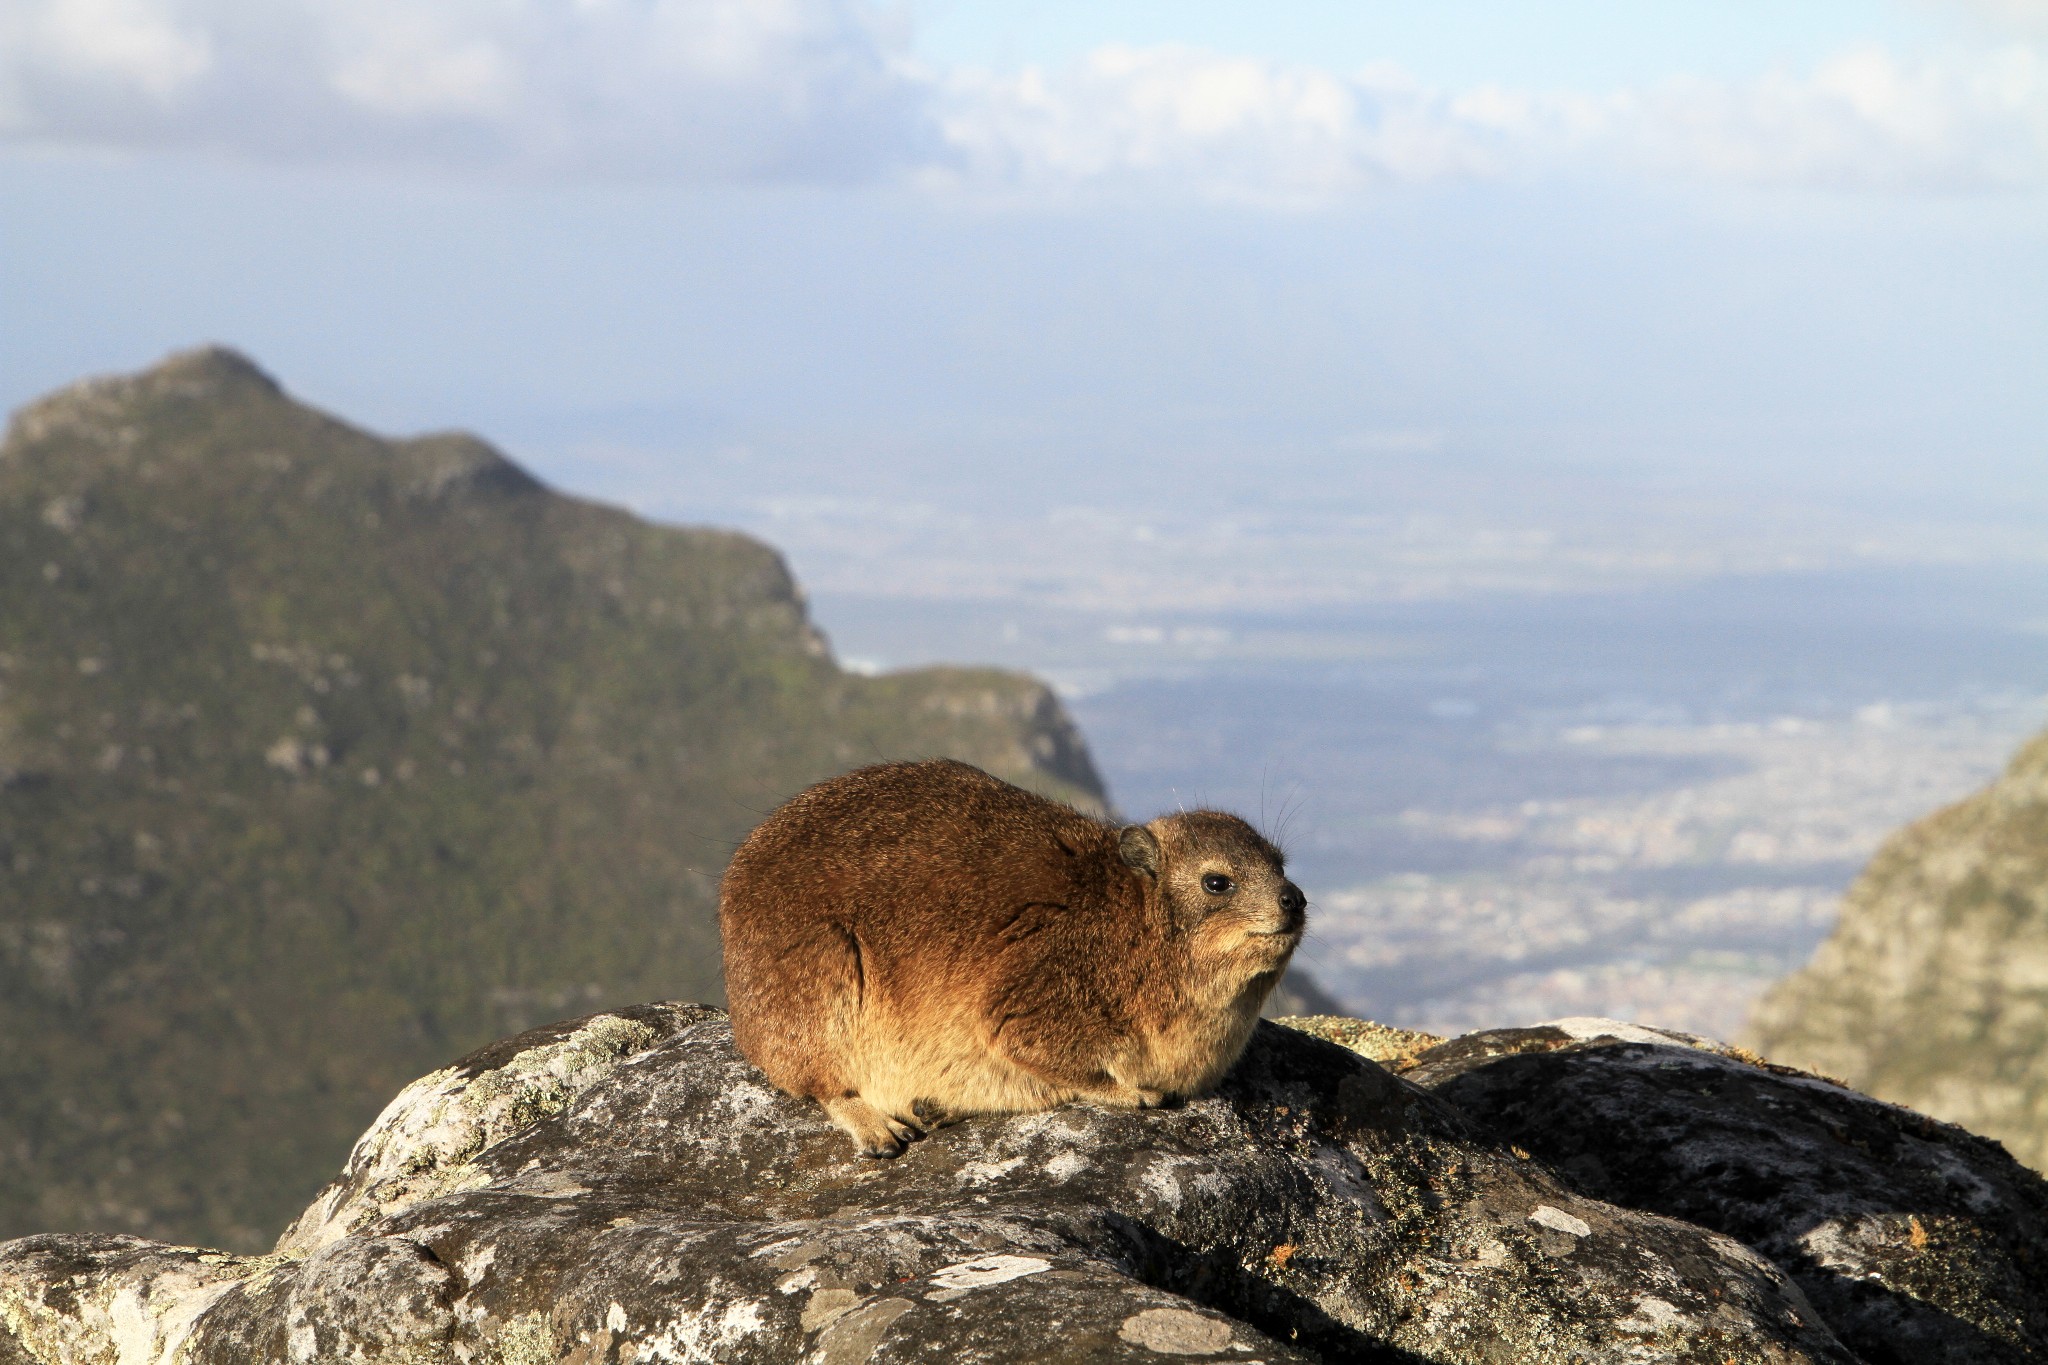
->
719, 758, 1308, 1155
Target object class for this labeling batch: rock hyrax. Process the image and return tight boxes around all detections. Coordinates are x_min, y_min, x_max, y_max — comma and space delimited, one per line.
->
719, 758, 1308, 1156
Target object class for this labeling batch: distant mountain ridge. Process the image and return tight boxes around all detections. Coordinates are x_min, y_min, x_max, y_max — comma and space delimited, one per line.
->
1749, 729, 2048, 1169
0, 348, 1106, 1250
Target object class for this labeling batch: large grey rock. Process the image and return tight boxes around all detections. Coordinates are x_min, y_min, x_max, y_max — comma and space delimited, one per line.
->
2, 1003, 1851, 1364
1404, 1017, 2048, 1365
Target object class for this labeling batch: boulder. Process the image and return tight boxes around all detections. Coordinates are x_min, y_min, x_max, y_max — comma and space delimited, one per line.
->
4, 1004, 1860, 1363
1400, 1017, 2048, 1365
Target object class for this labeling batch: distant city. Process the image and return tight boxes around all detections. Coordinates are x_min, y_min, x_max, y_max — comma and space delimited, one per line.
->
1308, 696, 2039, 1038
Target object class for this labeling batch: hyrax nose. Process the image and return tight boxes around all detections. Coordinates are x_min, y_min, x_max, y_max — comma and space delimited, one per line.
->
1278, 882, 1306, 925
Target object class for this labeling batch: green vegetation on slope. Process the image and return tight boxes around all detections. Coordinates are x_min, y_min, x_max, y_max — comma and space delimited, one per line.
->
0, 348, 1105, 1251
1749, 731, 2048, 1170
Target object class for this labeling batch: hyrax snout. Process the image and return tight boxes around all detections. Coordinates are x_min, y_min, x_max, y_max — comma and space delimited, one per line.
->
719, 758, 1308, 1156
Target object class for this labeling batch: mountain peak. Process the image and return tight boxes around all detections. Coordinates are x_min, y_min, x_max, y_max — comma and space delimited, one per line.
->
5, 344, 283, 455
145, 344, 283, 396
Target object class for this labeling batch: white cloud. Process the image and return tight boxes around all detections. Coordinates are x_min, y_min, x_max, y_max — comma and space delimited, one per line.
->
0, 0, 936, 179
934, 46, 1508, 205
327, 11, 519, 121
0, 0, 2043, 198
1583, 44, 2048, 191
937, 41, 2048, 203
1936, 0, 2048, 39
0, 0, 212, 122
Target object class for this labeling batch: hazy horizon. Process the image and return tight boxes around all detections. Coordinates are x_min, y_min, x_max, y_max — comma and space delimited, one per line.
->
6, 0, 2048, 622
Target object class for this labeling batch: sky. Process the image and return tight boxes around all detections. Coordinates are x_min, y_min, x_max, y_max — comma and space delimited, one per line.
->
3, 0, 2045, 610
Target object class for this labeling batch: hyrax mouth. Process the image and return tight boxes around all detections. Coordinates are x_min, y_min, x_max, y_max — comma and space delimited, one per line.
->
1263, 881, 1309, 937
1249, 911, 1307, 941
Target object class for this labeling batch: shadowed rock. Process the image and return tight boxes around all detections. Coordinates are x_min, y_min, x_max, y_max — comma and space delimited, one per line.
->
1403, 1017, 2048, 1365
2, 1005, 1852, 1364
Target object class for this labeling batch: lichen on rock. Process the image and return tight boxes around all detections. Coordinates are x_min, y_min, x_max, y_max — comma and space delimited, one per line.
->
278, 1003, 714, 1254
0, 1237, 294, 1365
1407, 1019, 2048, 1363
1270, 1014, 1445, 1068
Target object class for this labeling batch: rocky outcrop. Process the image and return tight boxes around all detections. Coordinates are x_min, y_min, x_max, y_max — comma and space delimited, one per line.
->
3, 1004, 1870, 1364
1399, 1018, 2048, 1365
1748, 731, 2048, 1170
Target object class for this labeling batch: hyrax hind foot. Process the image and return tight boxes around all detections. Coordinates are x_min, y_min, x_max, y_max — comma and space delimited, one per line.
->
822, 1095, 923, 1158
1096, 1081, 1175, 1110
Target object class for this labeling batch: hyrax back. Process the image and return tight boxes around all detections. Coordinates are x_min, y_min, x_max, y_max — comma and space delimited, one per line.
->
719, 759, 1307, 1156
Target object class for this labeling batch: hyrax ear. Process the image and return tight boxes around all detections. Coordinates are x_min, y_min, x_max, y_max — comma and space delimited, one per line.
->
1118, 825, 1161, 877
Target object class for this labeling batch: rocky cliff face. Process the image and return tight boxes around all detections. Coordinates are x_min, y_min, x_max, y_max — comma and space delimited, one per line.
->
1748, 730, 2048, 1171
8, 1005, 2045, 1364
0, 349, 1107, 1253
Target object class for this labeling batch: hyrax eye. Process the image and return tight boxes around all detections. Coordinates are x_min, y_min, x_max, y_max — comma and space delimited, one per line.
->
1201, 873, 1234, 895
